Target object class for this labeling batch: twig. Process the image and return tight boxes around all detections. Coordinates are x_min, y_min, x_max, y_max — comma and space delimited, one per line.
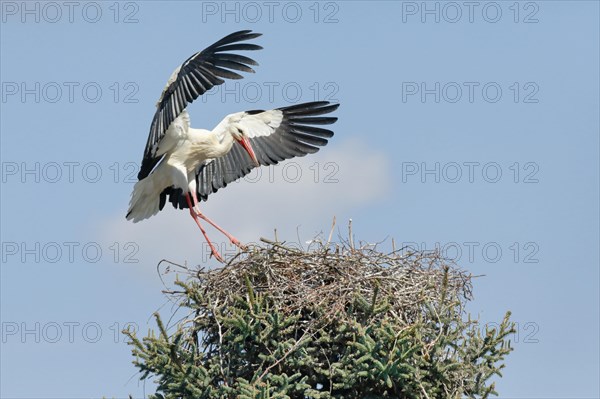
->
326, 216, 336, 247
348, 219, 354, 250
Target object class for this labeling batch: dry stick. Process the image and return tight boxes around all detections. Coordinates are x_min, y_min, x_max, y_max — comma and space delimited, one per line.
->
348, 219, 354, 250
420, 383, 432, 399
211, 300, 228, 386
259, 237, 302, 253
156, 259, 189, 303
326, 216, 336, 247
296, 225, 304, 251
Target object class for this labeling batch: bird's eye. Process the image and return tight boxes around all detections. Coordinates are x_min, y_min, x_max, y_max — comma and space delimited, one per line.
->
237, 128, 243, 134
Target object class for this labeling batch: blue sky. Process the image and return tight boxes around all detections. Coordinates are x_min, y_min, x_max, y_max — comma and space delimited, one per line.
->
1, 1, 598, 397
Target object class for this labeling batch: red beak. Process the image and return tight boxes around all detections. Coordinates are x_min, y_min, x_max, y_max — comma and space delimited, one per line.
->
238, 136, 259, 167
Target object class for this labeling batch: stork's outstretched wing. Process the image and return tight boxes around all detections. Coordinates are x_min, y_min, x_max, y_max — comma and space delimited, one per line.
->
138, 30, 262, 180
161, 101, 340, 209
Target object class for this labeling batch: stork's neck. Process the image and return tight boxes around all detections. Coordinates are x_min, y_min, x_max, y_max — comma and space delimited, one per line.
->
188, 127, 235, 159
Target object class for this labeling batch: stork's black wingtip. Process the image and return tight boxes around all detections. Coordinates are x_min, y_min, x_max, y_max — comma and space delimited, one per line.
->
315, 101, 341, 111
244, 30, 262, 37
238, 30, 263, 39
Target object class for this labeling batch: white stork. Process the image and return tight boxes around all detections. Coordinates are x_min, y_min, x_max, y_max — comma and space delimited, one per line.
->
126, 30, 340, 262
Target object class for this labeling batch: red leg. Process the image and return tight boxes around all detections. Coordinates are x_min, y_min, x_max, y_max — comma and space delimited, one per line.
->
190, 190, 244, 248
185, 193, 224, 263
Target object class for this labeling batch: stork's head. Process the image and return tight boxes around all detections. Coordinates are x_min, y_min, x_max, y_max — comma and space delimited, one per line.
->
230, 124, 259, 167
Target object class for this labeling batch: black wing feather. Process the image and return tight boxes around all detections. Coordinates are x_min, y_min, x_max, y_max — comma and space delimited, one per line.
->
138, 30, 262, 180
162, 101, 339, 209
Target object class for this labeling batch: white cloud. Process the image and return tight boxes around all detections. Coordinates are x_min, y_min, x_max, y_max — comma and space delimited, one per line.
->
97, 139, 391, 269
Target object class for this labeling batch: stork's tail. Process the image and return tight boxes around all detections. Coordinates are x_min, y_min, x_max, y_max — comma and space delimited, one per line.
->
126, 175, 162, 223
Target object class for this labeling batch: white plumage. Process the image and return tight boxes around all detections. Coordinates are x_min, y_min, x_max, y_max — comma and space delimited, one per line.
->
126, 109, 284, 222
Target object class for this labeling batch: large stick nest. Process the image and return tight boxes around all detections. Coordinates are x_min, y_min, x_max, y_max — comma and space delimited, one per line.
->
177, 238, 474, 326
